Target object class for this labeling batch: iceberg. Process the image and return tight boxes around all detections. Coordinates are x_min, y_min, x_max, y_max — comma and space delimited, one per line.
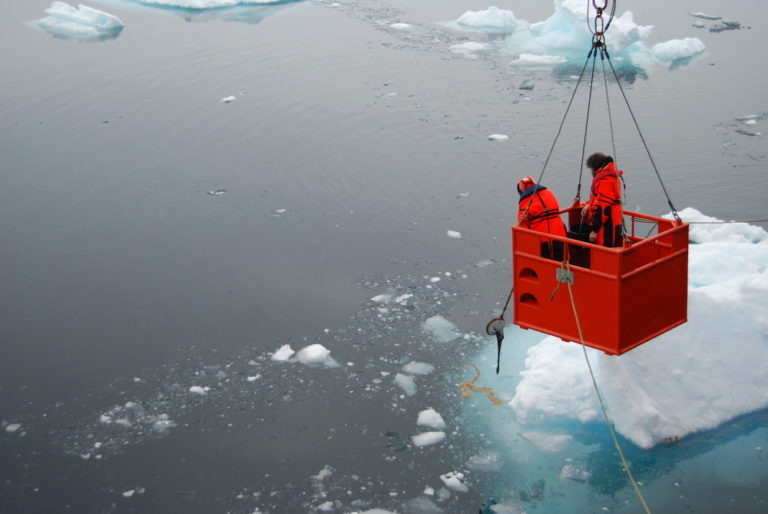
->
509, 208, 768, 449
447, 1, 705, 72
37, 2, 125, 41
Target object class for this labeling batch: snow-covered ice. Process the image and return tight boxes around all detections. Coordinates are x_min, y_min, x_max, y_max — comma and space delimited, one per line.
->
271, 344, 295, 362
446, 1, 706, 71
455, 6, 520, 35
488, 134, 509, 141
439, 471, 468, 493
417, 408, 446, 429
411, 431, 446, 447
296, 344, 339, 368
393, 373, 417, 396
188, 385, 209, 395
446, 230, 462, 239
37, 2, 125, 41
509, 207, 768, 449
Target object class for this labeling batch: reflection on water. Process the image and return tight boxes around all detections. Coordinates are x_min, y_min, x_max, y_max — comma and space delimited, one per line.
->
3, 0, 768, 512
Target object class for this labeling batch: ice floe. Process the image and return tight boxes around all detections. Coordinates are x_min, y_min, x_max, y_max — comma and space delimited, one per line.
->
36, 2, 125, 41
412, 431, 446, 447
417, 408, 446, 429
509, 207, 768, 449
446, 1, 706, 72
296, 344, 339, 367
439, 471, 468, 493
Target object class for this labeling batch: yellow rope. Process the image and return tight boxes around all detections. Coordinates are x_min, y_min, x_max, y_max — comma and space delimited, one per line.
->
562, 261, 652, 514
459, 360, 504, 406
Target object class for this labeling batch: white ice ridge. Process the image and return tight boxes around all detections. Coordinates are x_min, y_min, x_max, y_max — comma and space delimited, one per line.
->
509, 207, 768, 448
448, 0, 706, 70
133, 0, 286, 8
37, 2, 125, 41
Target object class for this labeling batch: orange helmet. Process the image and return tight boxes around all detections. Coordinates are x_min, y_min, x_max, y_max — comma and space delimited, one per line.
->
517, 176, 536, 194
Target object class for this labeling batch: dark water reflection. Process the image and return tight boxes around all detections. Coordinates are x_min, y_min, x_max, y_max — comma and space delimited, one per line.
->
2, 0, 768, 512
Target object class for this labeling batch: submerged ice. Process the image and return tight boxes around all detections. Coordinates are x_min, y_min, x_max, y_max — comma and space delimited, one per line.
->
37, 2, 125, 41
447, 0, 706, 71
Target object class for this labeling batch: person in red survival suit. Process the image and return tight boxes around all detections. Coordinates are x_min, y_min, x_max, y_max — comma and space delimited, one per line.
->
517, 176, 567, 261
582, 152, 624, 247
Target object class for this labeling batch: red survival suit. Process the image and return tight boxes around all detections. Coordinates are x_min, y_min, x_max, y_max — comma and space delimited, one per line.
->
518, 178, 567, 260
587, 162, 624, 247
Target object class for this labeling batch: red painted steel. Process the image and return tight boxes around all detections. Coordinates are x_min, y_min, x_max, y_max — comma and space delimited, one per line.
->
512, 206, 689, 355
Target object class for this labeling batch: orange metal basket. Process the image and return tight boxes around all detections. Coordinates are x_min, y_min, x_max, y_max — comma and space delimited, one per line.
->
512, 206, 689, 355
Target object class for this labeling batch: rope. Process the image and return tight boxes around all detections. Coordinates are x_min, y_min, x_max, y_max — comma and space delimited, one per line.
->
561, 261, 652, 514
576, 44, 599, 202
604, 54, 681, 223
600, 47, 618, 168
531, 46, 595, 213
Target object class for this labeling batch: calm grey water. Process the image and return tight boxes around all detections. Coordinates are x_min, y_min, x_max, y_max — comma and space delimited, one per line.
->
1, 0, 767, 512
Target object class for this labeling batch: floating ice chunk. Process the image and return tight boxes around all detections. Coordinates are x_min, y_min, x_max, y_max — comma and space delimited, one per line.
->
422, 315, 461, 343
449, 41, 492, 57
296, 344, 339, 368
122, 489, 135, 498
312, 464, 334, 481
651, 37, 706, 68
188, 385, 209, 395
446, 230, 462, 239
439, 471, 468, 493
417, 408, 446, 429
390, 22, 411, 30
220, 96, 236, 103
510, 211, 768, 448
688, 12, 721, 21
207, 189, 227, 196
520, 431, 573, 453
510, 53, 567, 67
412, 431, 446, 447
271, 344, 295, 362
456, 6, 521, 35
359, 510, 399, 514
5, 423, 22, 433
488, 134, 509, 141
246, 375, 260, 382
451, 0, 705, 72
394, 373, 417, 396
317, 501, 334, 511
37, 2, 125, 41
371, 293, 394, 304
423, 486, 435, 495
429, 276, 441, 283
402, 361, 434, 375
